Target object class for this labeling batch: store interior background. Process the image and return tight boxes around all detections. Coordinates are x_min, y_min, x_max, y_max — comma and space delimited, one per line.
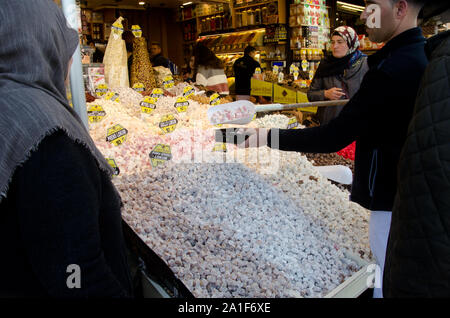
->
72, 0, 372, 71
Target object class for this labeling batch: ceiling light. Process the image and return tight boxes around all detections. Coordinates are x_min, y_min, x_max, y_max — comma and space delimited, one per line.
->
139, 1, 145, 5
183, 2, 193, 6
341, 5, 364, 12
337, 1, 365, 11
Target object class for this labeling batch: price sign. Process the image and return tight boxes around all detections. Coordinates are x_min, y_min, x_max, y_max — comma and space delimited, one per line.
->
140, 96, 157, 114
174, 97, 189, 113
301, 60, 309, 71
212, 143, 227, 152
209, 93, 221, 106
132, 83, 145, 93
287, 117, 300, 129
106, 124, 128, 146
106, 158, 120, 176
159, 114, 178, 134
87, 105, 106, 123
183, 85, 195, 98
163, 76, 175, 89
95, 83, 108, 97
149, 144, 172, 168
151, 88, 164, 99
111, 21, 124, 39
104, 92, 120, 102
273, 65, 279, 75
131, 25, 142, 38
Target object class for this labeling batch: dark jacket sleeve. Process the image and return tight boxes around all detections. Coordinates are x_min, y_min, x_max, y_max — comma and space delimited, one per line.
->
307, 75, 325, 101
13, 132, 131, 297
268, 70, 388, 153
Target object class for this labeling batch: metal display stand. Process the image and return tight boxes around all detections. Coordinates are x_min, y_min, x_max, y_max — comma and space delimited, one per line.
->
61, 0, 89, 130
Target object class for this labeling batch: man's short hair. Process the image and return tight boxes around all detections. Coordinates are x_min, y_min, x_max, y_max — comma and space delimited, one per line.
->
391, 0, 427, 9
244, 45, 256, 55
151, 42, 162, 48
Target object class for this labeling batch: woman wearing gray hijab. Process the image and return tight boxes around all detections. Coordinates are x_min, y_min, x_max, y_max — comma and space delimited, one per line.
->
0, 0, 132, 297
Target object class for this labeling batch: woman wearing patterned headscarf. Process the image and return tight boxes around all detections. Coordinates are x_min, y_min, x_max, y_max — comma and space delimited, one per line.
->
308, 26, 369, 125
0, 0, 132, 297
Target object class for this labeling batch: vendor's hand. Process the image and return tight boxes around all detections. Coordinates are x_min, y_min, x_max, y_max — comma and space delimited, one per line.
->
236, 128, 269, 148
324, 87, 346, 100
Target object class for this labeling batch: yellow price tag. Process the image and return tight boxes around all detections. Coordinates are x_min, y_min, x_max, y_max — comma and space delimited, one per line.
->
105, 158, 120, 176
287, 117, 300, 129
104, 91, 120, 103
209, 93, 221, 106
132, 83, 145, 93
131, 25, 142, 38
106, 124, 128, 146
163, 76, 175, 89
95, 83, 108, 97
151, 88, 164, 99
212, 143, 227, 152
87, 105, 106, 123
174, 97, 189, 113
140, 96, 157, 114
149, 144, 172, 168
183, 85, 195, 98
159, 114, 178, 134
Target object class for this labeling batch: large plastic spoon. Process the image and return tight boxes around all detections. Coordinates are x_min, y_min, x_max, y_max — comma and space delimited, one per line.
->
207, 99, 349, 126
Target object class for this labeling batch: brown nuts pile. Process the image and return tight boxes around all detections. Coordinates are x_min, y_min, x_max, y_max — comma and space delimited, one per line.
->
130, 37, 156, 92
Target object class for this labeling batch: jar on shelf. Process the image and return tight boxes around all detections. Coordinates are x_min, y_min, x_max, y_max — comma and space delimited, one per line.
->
242, 10, 248, 26
247, 9, 255, 26
235, 11, 242, 28
262, 7, 268, 24
242, 10, 248, 27
255, 8, 261, 25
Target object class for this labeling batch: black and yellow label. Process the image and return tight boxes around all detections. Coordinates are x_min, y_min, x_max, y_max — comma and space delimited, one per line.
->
106, 124, 128, 146
163, 76, 175, 89
254, 67, 262, 75
273, 65, 279, 75
132, 83, 145, 93
95, 83, 108, 97
174, 97, 189, 113
290, 64, 296, 74
87, 105, 106, 123
287, 117, 300, 130
212, 143, 227, 152
209, 93, 221, 106
106, 158, 120, 176
151, 88, 164, 99
159, 114, 178, 134
183, 85, 195, 98
149, 144, 172, 168
111, 21, 124, 37
131, 25, 142, 38
140, 96, 157, 114
104, 92, 120, 103
301, 60, 309, 71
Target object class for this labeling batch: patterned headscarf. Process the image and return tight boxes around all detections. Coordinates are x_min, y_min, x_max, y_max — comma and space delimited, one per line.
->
332, 26, 361, 55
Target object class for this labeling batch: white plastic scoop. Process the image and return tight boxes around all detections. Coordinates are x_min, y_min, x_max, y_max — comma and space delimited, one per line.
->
314, 165, 353, 185
207, 99, 349, 126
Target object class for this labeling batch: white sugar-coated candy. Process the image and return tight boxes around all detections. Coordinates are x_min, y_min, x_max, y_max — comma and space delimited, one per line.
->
88, 86, 372, 298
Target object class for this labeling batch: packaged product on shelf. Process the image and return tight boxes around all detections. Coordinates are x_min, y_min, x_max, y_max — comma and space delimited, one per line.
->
130, 32, 157, 92
103, 17, 129, 88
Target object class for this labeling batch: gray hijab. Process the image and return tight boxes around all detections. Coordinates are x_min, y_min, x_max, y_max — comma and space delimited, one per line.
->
0, 0, 112, 202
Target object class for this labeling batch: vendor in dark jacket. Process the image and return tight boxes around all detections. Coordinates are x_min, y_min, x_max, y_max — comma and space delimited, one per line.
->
0, 0, 132, 297
150, 42, 170, 68
238, 0, 428, 298
384, 2, 450, 298
233, 46, 262, 101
